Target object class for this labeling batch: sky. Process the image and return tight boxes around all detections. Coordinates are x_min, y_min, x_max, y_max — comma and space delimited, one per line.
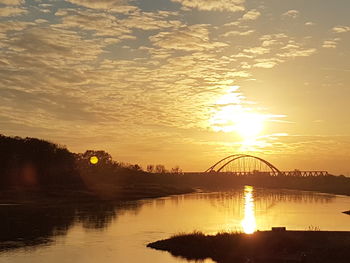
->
0, 0, 349, 175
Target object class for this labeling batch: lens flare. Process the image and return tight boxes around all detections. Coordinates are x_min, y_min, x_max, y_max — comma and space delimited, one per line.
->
90, 156, 99, 165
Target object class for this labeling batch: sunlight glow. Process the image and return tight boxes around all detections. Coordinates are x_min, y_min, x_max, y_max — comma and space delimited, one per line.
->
90, 156, 99, 165
210, 86, 285, 151
241, 186, 256, 234
210, 87, 267, 142
233, 111, 265, 139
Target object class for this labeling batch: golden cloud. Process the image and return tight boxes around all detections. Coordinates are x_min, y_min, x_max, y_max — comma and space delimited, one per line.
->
172, 0, 245, 12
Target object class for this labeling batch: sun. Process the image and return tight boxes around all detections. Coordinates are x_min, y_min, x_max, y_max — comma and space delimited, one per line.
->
209, 87, 268, 145
234, 111, 265, 140
211, 105, 266, 140
90, 156, 99, 165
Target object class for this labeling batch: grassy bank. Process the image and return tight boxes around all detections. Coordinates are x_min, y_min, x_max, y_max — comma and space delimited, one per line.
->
148, 231, 350, 263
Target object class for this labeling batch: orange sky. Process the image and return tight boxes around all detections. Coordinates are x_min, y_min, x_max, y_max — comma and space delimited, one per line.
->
0, 0, 349, 175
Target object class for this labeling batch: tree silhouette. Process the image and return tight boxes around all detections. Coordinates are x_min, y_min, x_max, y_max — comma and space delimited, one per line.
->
0, 134, 82, 190
147, 164, 155, 173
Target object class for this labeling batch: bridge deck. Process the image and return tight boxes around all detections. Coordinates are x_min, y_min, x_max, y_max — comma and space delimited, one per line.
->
187, 171, 330, 177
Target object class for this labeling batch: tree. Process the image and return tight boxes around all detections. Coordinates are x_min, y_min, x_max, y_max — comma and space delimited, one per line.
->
155, 164, 167, 174
171, 166, 182, 174
129, 164, 142, 171
0, 134, 82, 189
147, 164, 155, 173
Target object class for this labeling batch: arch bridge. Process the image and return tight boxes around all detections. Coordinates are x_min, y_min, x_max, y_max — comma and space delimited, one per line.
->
205, 154, 328, 177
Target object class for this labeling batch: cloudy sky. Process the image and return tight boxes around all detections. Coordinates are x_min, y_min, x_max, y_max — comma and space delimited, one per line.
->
1, 0, 349, 174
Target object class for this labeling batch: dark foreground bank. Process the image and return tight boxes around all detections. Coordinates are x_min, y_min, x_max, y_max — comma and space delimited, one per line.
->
147, 231, 350, 263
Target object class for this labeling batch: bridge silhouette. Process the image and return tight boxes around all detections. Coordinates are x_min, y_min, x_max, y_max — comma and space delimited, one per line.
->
204, 154, 328, 177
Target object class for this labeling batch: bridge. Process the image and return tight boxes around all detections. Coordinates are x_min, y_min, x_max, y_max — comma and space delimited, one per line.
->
205, 154, 329, 177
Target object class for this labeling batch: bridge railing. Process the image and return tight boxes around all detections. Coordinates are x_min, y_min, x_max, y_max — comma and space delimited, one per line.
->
280, 171, 329, 177
202, 171, 329, 177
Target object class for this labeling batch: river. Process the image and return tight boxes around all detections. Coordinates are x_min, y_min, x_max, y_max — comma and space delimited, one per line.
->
0, 186, 349, 263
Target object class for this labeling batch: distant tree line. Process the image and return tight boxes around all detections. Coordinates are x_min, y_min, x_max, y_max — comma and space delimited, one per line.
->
0, 135, 151, 191
4, 134, 347, 198
146, 164, 183, 174
0, 133, 185, 192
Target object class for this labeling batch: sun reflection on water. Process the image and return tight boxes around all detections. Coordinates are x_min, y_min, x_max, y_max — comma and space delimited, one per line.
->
241, 186, 256, 234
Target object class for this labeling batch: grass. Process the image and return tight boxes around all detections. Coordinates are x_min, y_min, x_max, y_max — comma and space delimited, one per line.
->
147, 230, 350, 263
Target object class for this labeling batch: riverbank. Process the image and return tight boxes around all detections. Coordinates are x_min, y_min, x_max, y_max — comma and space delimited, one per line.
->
0, 185, 194, 251
148, 230, 350, 263
163, 173, 350, 197
0, 184, 194, 205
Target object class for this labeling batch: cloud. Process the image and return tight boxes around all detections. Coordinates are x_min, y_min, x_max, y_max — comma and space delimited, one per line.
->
282, 10, 299, 19
322, 39, 340, 49
5, 26, 103, 61
0, 88, 102, 123
1, 0, 344, 171
55, 8, 182, 39
253, 62, 276, 69
0, 6, 27, 17
277, 41, 316, 58
305, 22, 315, 26
332, 26, 350, 33
0, 0, 24, 5
149, 25, 228, 51
54, 9, 131, 38
171, 0, 245, 12
66, 0, 137, 13
242, 9, 260, 20
278, 47, 316, 58
221, 29, 254, 37
260, 33, 287, 47
231, 34, 317, 70
253, 59, 282, 69
243, 47, 270, 55
225, 71, 251, 78
122, 10, 182, 30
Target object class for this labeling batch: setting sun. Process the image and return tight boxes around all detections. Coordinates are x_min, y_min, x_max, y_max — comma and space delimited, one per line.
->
231, 111, 265, 140
210, 87, 267, 143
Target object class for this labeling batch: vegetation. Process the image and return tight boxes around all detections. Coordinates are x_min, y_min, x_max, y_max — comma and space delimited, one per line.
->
1, 134, 350, 202
0, 134, 82, 190
147, 231, 350, 263
0, 134, 192, 202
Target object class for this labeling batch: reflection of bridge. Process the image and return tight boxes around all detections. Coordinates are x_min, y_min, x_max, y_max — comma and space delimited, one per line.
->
205, 154, 329, 177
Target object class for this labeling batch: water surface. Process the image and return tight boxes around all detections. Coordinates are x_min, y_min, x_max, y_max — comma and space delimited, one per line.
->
0, 187, 349, 263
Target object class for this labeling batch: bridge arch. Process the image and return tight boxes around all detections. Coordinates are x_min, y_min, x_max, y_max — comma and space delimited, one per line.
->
205, 154, 282, 176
